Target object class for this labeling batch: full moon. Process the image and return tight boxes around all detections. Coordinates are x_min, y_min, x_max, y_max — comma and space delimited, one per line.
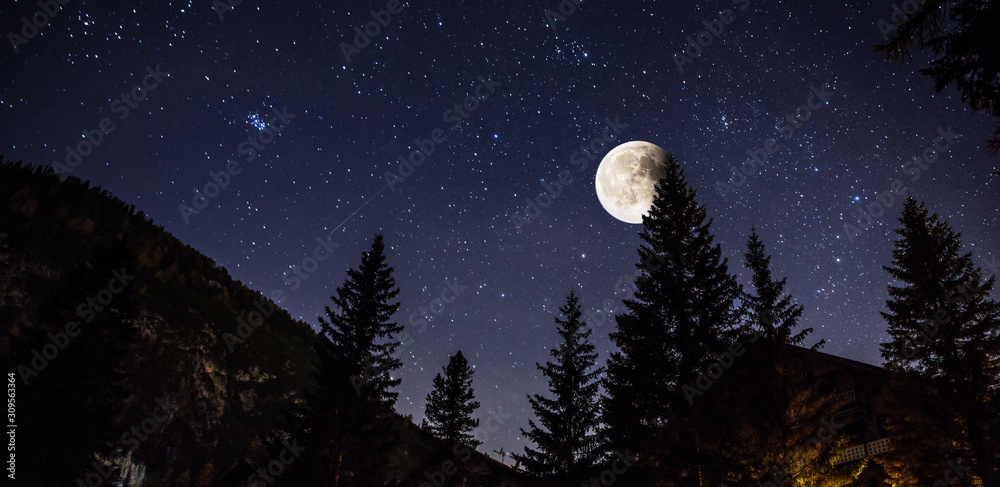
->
595, 141, 668, 224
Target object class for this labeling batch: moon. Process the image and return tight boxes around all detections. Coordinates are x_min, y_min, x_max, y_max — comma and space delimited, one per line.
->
595, 141, 668, 224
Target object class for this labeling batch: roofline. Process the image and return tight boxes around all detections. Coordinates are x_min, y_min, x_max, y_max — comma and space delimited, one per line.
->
788, 344, 891, 378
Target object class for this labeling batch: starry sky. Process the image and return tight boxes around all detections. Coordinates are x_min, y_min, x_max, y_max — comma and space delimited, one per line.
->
2, 0, 998, 460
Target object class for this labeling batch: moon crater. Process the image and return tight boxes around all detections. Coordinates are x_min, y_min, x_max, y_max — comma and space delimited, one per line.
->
595, 141, 668, 224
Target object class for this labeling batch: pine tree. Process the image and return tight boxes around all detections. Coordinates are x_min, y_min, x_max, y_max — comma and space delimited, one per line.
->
875, 0, 1000, 154
319, 234, 403, 408
516, 290, 603, 484
424, 350, 481, 448
603, 153, 741, 486
878, 198, 1000, 484
311, 234, 403, 486
743, 228, 817, 347
722, 229, 852, 486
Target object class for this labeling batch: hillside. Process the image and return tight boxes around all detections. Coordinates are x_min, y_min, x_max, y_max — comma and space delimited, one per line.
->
0, 159, 523, 486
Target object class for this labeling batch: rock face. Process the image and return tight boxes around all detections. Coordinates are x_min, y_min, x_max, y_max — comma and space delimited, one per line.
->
1, 159, 316, 485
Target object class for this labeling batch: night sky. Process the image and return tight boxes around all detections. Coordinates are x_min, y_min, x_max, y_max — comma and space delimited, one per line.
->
2, 0, 998, 460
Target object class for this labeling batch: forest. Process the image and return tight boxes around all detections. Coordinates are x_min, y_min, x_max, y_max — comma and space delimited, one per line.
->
2, 153, 998, 486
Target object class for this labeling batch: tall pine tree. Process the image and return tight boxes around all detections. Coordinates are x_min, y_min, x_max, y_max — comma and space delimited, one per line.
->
603, 153, 741, 486
424, 350, 481, 448
311, 234, 403, 487
878, 199, 1000, 484
516, 290, 603, 484
722, 229, 852, 486
319, 234, 403, 408
743, 227, 817, 346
